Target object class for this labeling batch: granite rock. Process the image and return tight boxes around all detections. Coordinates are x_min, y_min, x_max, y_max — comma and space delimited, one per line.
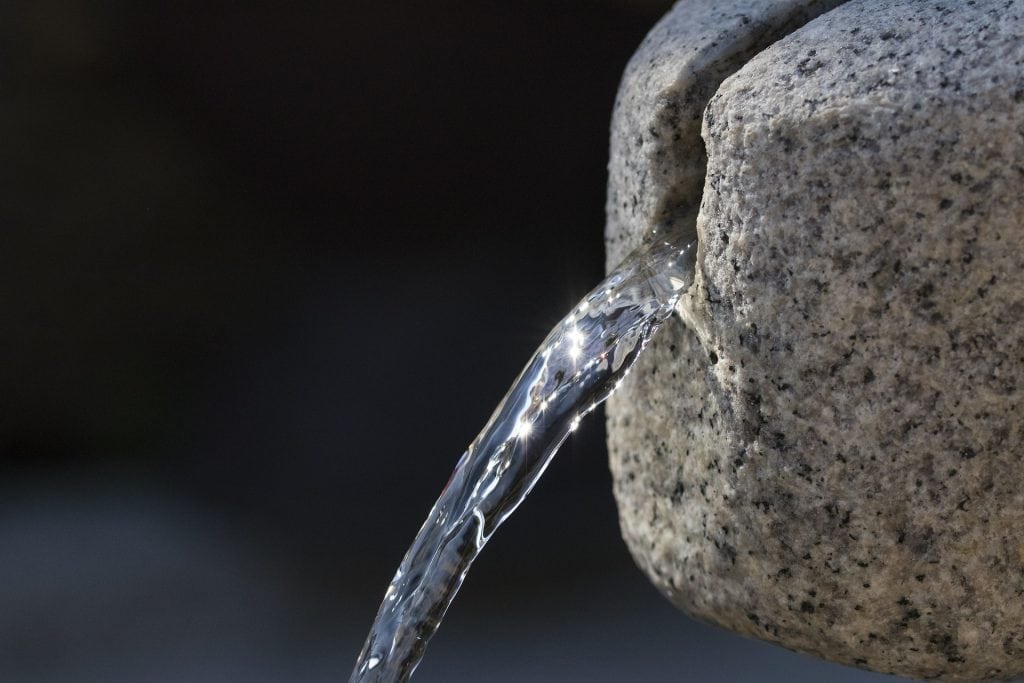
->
605, 0, 850, 269
606, 0, 1024, 680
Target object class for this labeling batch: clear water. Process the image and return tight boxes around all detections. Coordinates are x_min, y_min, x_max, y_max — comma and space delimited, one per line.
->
351, 227, 697, 682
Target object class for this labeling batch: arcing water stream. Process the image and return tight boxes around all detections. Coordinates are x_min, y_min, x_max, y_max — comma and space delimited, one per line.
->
351, 227, 697, 682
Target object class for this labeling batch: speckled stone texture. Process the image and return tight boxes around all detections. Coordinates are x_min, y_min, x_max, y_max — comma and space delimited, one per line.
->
605, 0, 849, 269
606, 1, 1024, 681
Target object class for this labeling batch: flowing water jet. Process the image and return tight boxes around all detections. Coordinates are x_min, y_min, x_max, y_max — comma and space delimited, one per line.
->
351, 226, 697, 682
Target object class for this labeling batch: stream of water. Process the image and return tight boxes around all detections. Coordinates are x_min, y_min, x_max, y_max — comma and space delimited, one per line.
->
350, 227, 697, 682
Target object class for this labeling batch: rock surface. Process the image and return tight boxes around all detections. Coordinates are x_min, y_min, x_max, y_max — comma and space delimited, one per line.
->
605, 0, 850, 269
606, 0, 1024, 680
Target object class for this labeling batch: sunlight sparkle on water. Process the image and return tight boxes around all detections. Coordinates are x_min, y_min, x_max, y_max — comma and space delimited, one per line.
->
513, 418, 532, 440
566, 325, 585, 362
350, 231, 697, 683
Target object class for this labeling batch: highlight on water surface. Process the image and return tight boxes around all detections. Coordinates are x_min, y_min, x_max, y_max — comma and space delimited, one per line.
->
351, 227, 697, 682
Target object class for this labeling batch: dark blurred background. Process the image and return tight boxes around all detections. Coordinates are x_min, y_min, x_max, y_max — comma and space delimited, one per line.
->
1, 1, 896, 680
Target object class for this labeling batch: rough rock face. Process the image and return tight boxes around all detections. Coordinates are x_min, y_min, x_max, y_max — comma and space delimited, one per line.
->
605, 0, 850, 269
606, 1, 1024, 680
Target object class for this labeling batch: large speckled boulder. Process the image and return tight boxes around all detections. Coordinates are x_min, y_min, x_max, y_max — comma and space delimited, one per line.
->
606, 0, 1024, 680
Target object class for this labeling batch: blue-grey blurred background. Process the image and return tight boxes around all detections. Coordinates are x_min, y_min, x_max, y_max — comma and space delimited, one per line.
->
2, 1, 898, 680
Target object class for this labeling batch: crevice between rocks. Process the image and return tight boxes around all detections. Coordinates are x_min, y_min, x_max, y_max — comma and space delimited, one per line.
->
608, 0, 854, 267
